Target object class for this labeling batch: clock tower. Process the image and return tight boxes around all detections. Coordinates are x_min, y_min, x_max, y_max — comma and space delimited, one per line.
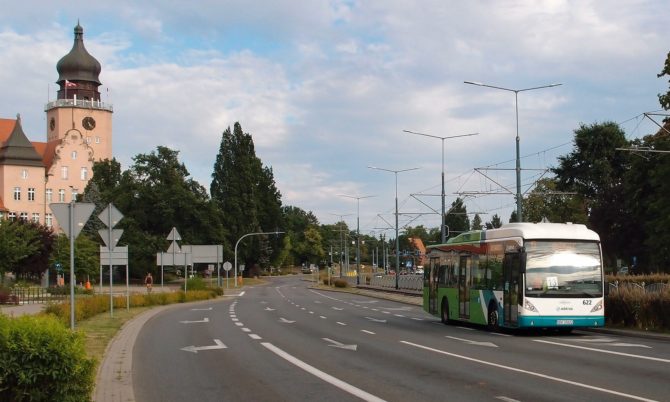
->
45, 23, 112, 161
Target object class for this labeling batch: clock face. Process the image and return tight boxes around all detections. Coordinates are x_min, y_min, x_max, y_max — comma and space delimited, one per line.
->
49, 117, 55, 131
82, 116, 96, 130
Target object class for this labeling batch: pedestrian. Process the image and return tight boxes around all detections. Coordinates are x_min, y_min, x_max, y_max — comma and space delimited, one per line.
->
145, 272, 153, 293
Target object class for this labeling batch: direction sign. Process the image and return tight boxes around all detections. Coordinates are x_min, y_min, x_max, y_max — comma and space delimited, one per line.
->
50, 202, 95, 238
239, 264, 245, 272
98, 204, 123, 228
100, 246, 128, 265
223, 262, 232, 271
99, 229, 124, 249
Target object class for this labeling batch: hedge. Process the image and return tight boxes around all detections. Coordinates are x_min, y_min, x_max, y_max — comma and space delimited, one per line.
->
606, 286, 670, 330
0, 314, 95, 402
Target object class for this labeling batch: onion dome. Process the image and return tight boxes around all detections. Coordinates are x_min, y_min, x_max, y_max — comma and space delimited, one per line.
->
56, 23, 101, 85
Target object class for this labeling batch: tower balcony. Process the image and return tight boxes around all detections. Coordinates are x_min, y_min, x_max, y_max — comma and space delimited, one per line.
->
45, 98, 113, 112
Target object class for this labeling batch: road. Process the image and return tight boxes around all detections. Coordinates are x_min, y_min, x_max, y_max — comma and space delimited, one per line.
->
133, 275, 669, 401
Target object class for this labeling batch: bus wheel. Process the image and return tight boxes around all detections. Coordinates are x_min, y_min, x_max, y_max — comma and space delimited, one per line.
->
441, 299, 450, 325
487, 304, 499, 331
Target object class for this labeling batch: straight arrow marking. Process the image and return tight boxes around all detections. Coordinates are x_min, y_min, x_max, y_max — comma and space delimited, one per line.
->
181, 339, 227, 353
322, 338, 357, 351
180, 317, 210, 324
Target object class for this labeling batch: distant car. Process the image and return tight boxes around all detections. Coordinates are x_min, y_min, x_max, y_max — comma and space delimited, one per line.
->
301, 267, 312, 274
618, 266, 629, 275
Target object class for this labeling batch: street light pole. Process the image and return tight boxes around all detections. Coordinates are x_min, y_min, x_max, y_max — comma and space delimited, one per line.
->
464, 81, 561, 222
368, 166, 419, 289
404, 130, 478, 243
234, 231, 284, 287
339, 194, 374, 285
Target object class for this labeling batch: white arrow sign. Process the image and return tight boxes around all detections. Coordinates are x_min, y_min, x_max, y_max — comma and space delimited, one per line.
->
180, 317, 210, 324
279, 317, 295, 324
323, 338, 357, 351
365, 317, 387, 323
446, 336, 498, 348
181, 339, 227, 353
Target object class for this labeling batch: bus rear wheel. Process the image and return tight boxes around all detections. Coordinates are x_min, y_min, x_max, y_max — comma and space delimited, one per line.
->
487, 304, 499, 331
441, 299, 450, 325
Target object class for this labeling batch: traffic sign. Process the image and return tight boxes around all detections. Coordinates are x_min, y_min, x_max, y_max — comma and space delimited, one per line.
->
167, 241, 181, 253
240, 264, 245, 272
98, 204, 123, 228
99, 228, 124, 249
167, 227, 181, 241
50, 202, 95, 238
223, 261, 232, 271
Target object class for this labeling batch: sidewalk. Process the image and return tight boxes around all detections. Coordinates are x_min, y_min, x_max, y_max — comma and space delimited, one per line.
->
0, 302, 46, 317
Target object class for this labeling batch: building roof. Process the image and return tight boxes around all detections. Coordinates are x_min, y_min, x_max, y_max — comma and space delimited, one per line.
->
33, 139, 61, 171
56, 23, 101, 85
0, 116, 45, 167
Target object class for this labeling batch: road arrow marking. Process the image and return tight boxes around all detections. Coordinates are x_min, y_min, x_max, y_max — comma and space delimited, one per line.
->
446, 336, 498, 348
365, 317, 387, 323
180, 317, 210, 324
265, 307, 276, 311
279, 317, 295, 323
191, 307, 212, 311
181, 339, 227, 353
609, 343, 651, 348
323, 338, 357, 351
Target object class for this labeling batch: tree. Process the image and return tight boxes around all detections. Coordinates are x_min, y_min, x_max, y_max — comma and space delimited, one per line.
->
486, 214, 503, 229
657, 51, 670, 112
521, 178, 587, 224
13, 221, 56, 281
0, 219, 41, 285
444, 198, 470, 239
552, 122, 631, 266
471, 214, 483, 231
49, 234, 100, 284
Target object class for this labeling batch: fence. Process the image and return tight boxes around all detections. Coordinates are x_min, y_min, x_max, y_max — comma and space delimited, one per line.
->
0, 287, 67, 305
364, 274, 423, 293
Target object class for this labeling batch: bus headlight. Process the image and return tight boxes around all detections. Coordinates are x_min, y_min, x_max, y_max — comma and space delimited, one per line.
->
590, 300, 603, 313
524, 299, 538, 313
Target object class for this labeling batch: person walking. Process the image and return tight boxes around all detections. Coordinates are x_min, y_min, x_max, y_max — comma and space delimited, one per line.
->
144, 272, 153, 293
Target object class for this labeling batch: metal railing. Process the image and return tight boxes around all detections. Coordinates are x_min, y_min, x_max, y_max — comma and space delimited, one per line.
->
45, 98, 113, 112
608, 281, 669, 293
3, 287, 67, 305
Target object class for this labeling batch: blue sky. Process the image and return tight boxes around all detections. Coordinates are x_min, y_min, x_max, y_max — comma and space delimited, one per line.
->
1, 1, 668, 237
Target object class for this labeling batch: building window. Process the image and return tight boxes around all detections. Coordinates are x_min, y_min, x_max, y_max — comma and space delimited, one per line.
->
86, 136, 91, 144
61, 166, 68, 179
28, 188, 35, 201
71, 189, 78, 201
21, 169, 28, 179
46, 188, 53, 202
19, 212, 28, 221
46, 213, 53, 228
71, 151, 77, 160
32, 213, 40, 223
95, 137, 100, 144
81, 167, 88, 181
13, 187, 20, 200
8, 212, 16, 221
58, 189, 65, 202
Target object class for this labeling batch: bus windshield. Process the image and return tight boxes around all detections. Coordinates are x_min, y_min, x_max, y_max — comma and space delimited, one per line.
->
524, 240, 602, 298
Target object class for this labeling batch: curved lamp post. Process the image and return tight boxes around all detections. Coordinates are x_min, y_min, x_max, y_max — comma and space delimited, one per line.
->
235, 231, 284, 287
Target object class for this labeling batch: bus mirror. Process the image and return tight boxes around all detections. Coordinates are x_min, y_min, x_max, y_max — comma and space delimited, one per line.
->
519, 252, 527, 273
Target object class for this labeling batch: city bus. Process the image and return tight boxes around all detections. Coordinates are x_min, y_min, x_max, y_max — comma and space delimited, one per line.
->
423, 222, 605, 331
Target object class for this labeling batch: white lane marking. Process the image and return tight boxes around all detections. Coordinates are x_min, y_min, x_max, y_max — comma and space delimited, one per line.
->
394, 314, 405, 318
337, 322, 347, 326
411, 317, 424, 321
265, 307, 276, 311
191, 307, 213, 311
332, 307, 344, 311
382, 311, 390, 314
361, 330, 376, 335
262, 342, 386, 402
242, 328, 251, 332
279, 317, 295, 324
249, 334, 262, 340
309, 311, 315, 314
491, 332, 511, 337
402, 341, 658, 402
534, 340, 669, 363
456, 326, 475, 331
181, 339, 227, 353
496, 396, 520, 402
372, 309, 379, 312
180, 317, 210, 324
239, 291, 245, 296
231, 318, 239, 322
446, 336, 498, 348
365, 317, 387, 323
320, 316, 327, 319
314, 300, 322, 304
235, 323, 244, 327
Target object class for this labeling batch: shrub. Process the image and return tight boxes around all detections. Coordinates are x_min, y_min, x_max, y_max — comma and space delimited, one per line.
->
0, 314, 96, 401
606, 286, 670, 330
186, 277, 207, 291
323, 278, 332, 286
333, 279, 348, 288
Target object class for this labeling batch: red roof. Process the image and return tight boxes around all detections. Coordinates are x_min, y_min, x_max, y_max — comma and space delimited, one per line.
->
0, 118, 16, 144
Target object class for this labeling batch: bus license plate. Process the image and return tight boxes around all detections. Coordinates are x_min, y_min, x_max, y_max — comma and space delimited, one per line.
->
557, 320, 574, 325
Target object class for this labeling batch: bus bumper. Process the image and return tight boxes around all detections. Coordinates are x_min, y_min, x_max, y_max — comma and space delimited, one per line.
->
518, 316, 605, 328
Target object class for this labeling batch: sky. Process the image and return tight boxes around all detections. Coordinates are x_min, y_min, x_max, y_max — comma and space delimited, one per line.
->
1, 1, 668, 238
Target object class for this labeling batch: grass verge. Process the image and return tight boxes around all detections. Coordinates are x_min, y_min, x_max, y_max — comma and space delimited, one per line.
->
77, 307, 151, 362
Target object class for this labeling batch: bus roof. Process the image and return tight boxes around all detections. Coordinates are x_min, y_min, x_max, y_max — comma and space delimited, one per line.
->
433, 222, 600, 248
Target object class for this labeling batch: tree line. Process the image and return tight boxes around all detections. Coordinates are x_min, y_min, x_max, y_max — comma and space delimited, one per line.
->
2, 52, 670, 283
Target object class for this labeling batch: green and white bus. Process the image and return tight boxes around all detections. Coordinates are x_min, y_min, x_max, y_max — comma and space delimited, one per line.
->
423, 222, 605, 331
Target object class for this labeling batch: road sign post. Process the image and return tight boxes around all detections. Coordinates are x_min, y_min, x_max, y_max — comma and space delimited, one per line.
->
98, 204, 125, 315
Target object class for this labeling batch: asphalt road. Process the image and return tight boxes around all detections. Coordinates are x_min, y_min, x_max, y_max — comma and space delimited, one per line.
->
133, 276, 670, 401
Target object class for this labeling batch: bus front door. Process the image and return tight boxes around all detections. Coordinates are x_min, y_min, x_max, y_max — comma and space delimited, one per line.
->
459, 256, 471, 318
503, 252, 521, 326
